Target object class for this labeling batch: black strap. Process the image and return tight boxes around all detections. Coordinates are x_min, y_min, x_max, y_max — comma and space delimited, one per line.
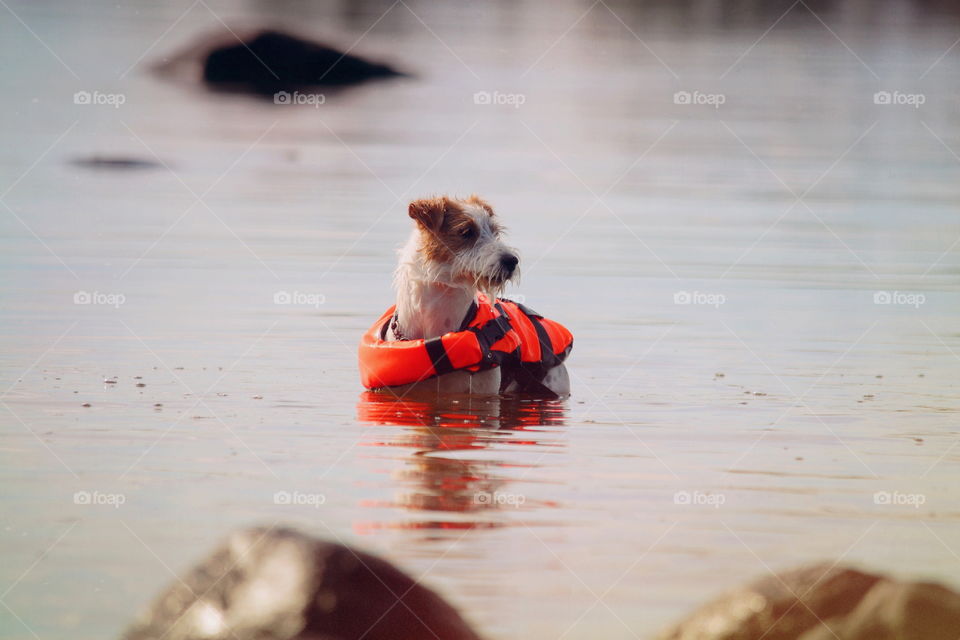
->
513, 301, 543, 319
473, 305, 513, 347
527, 315, 561, 368
382, 314, 395, 340
457, 301, 479, 331
466, 303, 516, 367
424, 337, 455, 375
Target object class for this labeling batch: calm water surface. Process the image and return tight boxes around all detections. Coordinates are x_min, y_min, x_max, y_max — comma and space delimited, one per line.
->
2, 1, 960, 638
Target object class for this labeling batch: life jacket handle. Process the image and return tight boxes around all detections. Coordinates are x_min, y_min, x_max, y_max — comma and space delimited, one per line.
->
465, 303, 515, 365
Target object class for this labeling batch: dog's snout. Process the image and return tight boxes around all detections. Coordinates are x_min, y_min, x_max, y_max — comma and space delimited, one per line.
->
500, 253, 519, 272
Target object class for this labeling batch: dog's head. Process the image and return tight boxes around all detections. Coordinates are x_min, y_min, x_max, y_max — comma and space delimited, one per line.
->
407, 195, 519, 296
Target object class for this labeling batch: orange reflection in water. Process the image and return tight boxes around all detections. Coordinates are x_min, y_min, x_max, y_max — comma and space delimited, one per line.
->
354, 391, 567, 532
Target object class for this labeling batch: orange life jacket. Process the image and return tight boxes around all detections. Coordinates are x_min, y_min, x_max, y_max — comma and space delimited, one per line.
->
358, 295, 573, 390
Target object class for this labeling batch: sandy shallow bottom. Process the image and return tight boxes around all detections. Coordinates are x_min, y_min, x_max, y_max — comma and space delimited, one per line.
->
2, 1, 960, 638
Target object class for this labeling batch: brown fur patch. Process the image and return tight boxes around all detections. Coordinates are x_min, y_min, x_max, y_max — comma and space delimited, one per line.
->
408, 196, 488, 264
408, 196, 449, 232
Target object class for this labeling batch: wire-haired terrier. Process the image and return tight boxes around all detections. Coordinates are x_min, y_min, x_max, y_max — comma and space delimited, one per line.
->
359, 195, 572, 396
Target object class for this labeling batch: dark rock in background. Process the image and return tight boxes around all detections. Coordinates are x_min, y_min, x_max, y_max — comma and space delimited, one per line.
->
71, 156, 162, 170
657, 563, 960, 640
122, 527, 481, 640
203, 30, 403, 95
151, 29, 405, 97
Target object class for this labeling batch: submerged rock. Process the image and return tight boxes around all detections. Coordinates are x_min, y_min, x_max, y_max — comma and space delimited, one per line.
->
72, 156, 162, 170
658, 563, 960, 640
154, 29, 404, 97
204, 30, 402, 94
123, 527, 481, 640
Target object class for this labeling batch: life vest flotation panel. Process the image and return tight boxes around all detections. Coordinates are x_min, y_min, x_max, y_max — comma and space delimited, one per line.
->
358, 295, 573, 390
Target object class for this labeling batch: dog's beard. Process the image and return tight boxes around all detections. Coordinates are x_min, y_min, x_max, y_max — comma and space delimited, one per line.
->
444, 246, 519, 300
471, 268, 517, 301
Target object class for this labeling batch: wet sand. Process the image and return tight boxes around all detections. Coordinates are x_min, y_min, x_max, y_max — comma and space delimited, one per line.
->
2, 1, 960, 638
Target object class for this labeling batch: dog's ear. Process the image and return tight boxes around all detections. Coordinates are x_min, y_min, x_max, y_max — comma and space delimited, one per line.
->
408, 197, 448, 232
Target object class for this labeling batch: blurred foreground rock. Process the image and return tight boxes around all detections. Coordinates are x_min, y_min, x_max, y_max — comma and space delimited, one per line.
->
658, 562, 960, 640
123, 527, 481, 640
154, 29, 404, 96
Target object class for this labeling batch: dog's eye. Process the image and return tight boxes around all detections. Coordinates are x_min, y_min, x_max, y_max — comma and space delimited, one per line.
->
460, 227, 475, 239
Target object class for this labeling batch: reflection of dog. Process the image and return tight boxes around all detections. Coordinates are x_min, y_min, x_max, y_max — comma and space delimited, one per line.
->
378, 195, 570, 396
356, 392, 567, 522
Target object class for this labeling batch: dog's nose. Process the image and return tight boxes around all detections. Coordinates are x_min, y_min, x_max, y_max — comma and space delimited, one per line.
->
500, 254, 519, 272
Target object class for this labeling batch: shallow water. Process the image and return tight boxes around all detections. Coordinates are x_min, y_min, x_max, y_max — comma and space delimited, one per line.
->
2, 1, 960, 638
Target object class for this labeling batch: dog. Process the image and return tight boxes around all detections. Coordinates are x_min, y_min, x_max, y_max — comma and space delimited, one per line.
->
373, 194, 570, 397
